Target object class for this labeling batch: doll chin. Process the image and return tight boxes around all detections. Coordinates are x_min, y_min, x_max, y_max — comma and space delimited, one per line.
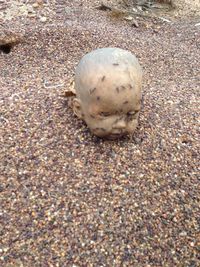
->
103, 133, 125, 140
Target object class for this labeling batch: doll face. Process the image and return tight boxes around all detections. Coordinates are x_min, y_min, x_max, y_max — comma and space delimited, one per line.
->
74, 82, 141, 139
73, 47, 142, 139
83, 94, 140, 139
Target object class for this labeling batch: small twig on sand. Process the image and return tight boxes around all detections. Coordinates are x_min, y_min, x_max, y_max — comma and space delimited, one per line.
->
43, 82, 64, 89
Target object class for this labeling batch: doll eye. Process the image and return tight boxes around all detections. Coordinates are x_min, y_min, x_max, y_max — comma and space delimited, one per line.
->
127, 111, 139, 120
127, 111, 136, 116
99, 112, 111, 117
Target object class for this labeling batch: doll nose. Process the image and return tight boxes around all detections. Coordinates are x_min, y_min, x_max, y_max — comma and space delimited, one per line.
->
113, 117, 126, 129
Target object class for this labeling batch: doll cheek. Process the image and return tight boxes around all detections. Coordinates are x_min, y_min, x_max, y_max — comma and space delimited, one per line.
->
88, 105, 100, 116
126, 120, 138, 133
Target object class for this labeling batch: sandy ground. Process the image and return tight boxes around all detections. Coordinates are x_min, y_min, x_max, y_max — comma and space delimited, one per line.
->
173, 0, 200, 18
0, 0, 200, 266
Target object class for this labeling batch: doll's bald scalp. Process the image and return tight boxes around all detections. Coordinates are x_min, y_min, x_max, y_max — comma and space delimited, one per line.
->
74, 47, 142, 102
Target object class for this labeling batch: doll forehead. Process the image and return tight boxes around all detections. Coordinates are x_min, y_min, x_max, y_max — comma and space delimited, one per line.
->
93, 84, 136, 100
79, 83, 140, 114
89, 103, 132, 115
87, 92, 137, 114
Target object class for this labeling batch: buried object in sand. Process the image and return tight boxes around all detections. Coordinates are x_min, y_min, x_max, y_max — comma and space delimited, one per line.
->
72, 47, 143, 139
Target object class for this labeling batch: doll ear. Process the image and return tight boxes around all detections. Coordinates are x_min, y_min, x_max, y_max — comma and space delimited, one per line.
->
72, 98, 83, 119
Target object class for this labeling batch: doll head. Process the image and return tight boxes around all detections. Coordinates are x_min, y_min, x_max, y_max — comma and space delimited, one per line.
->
72, 47, 142, 139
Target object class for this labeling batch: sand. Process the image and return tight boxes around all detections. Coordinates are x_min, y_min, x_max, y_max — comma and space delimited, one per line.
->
0, 0, 199, 266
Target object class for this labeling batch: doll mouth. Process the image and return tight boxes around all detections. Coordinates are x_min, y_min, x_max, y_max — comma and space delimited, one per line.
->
111, 129, 126, 135
92, 128, 126, 139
